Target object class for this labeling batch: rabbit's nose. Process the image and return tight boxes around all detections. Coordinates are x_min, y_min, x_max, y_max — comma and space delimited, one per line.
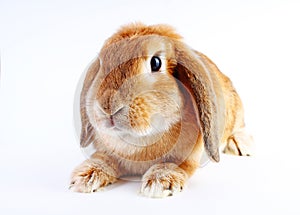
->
111, 106, 125, 117
105, 106, 126, 128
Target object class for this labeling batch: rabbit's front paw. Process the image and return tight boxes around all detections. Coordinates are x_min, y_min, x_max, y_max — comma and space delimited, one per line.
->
70, 159, 117, 193
140, 163, 187, 198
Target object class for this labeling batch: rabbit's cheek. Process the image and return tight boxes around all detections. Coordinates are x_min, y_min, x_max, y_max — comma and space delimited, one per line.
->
129, 97, 151, 134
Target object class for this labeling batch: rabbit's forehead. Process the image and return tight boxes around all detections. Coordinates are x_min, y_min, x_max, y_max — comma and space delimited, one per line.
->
144, 36, 174, 58
99, 35, 173, 68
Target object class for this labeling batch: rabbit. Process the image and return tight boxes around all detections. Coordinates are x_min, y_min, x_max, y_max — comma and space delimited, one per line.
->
69, 23, 253, 198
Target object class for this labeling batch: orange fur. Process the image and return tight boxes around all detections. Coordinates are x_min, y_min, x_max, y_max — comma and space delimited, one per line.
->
70, 23, 252, 197
104, 23, 182, 47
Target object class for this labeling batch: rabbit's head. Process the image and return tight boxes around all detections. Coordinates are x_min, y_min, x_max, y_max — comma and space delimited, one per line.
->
80, 23, 222, 162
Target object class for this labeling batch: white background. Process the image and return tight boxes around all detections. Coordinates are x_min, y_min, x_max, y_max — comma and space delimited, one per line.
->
1, 0, 300, 214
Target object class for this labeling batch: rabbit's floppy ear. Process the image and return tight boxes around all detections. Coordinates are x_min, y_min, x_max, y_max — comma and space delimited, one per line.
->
173, 42, 223, 162
80, 57, 100, 147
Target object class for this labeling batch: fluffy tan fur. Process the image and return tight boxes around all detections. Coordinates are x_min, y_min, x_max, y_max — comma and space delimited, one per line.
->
70, 23, 253, 198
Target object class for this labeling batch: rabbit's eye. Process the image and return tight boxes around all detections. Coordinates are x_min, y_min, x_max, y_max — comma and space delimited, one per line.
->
150, 56, 161, 72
